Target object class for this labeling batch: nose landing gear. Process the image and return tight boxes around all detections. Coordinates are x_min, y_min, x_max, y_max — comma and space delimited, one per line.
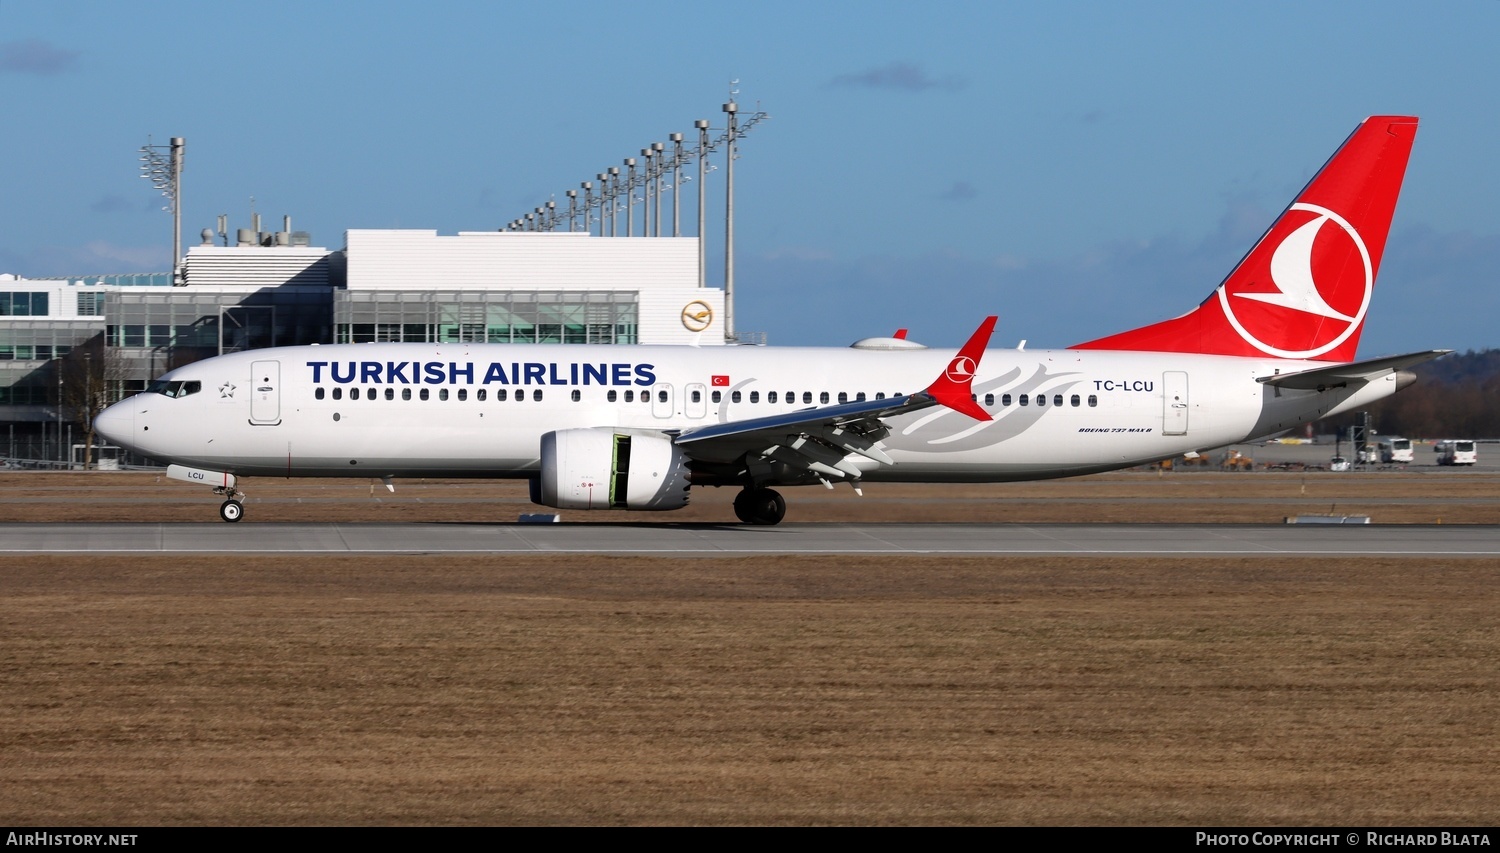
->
214, 485, 245, 523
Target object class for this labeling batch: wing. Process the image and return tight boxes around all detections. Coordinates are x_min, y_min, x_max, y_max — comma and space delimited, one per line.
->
673, 317, 997, 487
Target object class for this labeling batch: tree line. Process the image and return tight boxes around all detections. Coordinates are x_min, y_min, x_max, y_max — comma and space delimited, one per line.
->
1320, 349, 1500, 439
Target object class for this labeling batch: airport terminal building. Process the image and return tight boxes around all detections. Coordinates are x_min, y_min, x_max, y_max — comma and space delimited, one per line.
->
1, 228, 726, 463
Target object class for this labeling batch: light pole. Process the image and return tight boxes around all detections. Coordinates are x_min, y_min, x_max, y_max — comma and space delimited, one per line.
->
623, 158, 637, 237
607, 168, 620, 236
652, 141, 665, 237
723, 100, 737, 342
642, 147, 655, 236
139, 137, 184, 285
670, 133, 684, 237
695, 119, 710, 287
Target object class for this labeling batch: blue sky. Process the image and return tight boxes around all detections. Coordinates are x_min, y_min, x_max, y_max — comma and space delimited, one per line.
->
2, 1, 1498, 355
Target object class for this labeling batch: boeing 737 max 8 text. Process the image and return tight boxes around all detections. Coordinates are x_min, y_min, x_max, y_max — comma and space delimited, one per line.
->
96, 115, 1443, 524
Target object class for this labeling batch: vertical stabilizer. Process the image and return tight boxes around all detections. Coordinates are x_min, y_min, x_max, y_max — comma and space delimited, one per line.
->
1074, 115, 1417, 362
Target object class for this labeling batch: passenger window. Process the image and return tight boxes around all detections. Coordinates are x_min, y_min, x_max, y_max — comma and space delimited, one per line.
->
607, 390, 617, 402
875, 392, 886, 400
691, 390, 701, 403
769, 391, 778, 404
984, 393, 995, 406
477, 389, 486, 401
1019, 394, 1028, 406
624, 390, 633, 402
1070, 394, 1080, 407
386, 388, 395, 401
457, 389, 467, 401
533, 389, 542, 401
350, 388, 360, 400
856, 392, 866, 402
712, 390, 722, 403
315, 387, 325, 400
750, 391, 760, 403
657, 390, 667, 403
820, 392, 830, 404
333, 388, 343, 400
439, 388, 449, 401
497, 389, 507, 401
804, 392, 814, 404
571, 390, 581, 402
731, 391, 742, 403
1054, 394, 1063, 407
1002, 393, 1012, 406
420, 388, 430, 401
1088, 394, 1098, 407
838, 392, 847, 404
403, 388, 412, 401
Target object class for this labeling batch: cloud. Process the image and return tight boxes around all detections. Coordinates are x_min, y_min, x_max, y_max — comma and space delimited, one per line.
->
828, 61, 965, 93
735, 205, 1500, 356
0, 242, 170, 277
90, 195, 133, 214
938, 181, 977, 202
0, 39, 79, 76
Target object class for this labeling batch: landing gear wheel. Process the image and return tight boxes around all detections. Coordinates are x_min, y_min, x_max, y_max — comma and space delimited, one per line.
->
733, 487, 786, 526
219, 499, 244, 523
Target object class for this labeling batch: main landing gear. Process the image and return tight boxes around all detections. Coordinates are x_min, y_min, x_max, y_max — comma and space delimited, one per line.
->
214, 485, 246, 523
733, 487, 786, 526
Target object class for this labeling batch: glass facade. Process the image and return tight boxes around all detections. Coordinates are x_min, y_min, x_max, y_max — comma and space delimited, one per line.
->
0, 321, 92, 360
0, 292, 49, 316
105, 288, 333, 354
76, 292, 105, 315
334, 290, 639, 345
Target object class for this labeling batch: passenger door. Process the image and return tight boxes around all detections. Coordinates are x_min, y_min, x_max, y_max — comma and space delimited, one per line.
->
250, 360, 281, 425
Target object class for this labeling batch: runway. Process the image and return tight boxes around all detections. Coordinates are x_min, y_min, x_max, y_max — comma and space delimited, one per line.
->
3, 521, 1499, 556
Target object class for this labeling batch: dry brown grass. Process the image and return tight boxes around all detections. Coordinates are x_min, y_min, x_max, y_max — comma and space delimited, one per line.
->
2, 472, 1498, 824
3, 469, 1499, 524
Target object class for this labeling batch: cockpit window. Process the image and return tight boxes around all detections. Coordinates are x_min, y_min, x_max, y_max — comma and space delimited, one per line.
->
146, 380, 202, 398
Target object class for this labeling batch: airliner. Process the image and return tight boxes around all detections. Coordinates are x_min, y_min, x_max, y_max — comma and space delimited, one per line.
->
95, 115, 1443, 524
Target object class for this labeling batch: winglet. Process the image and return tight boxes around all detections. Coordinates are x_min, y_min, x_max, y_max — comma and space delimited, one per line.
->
924, 316, 997, 421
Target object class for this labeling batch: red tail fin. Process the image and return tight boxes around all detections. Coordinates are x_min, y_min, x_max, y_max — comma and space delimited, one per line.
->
1074, 116, 1417, 362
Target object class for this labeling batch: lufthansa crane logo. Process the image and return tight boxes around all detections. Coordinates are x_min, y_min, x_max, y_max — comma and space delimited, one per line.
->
944, 355, 977, 384
1217, 202, 1373, 359
681, 300, 714, 333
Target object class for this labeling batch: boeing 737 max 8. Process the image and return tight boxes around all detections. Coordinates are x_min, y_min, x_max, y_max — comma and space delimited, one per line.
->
95, 115, 1443, 524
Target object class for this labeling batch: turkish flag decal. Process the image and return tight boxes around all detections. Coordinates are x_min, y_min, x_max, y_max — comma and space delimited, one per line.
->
711, 375, 730, 387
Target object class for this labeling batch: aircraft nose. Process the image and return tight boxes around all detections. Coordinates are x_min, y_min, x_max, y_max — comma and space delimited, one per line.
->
94, 402, 133, 447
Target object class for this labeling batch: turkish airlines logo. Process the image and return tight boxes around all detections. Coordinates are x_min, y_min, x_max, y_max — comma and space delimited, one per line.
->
945, 355, 977, 384
1217, 202, 1373, 358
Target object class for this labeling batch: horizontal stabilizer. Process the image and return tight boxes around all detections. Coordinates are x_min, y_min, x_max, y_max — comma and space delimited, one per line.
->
1257, 350, 1449, 390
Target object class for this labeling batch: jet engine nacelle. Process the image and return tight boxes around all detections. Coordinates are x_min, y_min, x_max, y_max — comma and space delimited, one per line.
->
535, 428, 692, 511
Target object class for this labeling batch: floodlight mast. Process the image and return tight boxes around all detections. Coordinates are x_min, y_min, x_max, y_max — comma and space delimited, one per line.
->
652, 141, 665, 237
695, 119, 710, 288
139, 136, 185, 285
501, 96, 769, 330
722, 100, 737, 343
670, 132, 684, 238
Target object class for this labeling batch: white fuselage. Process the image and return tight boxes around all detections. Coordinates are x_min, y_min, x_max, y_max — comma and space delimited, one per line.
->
97, 342, 1403, 482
